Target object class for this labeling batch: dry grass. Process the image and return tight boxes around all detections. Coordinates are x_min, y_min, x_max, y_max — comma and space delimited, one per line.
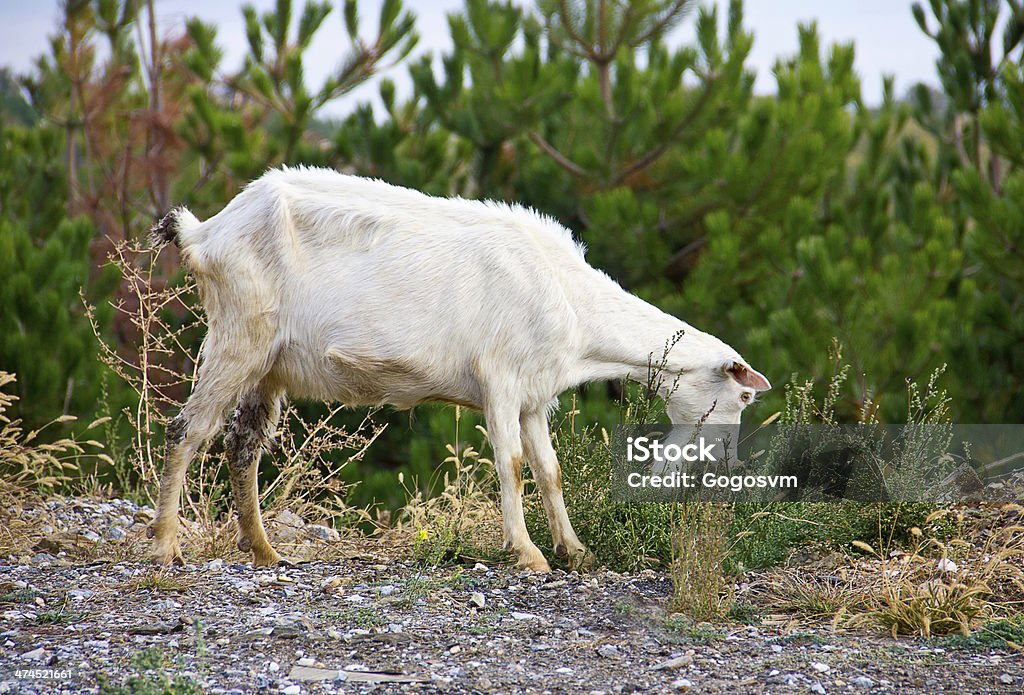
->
753, 508, 1024, 637
386, 407, 505, 566
0, 371, 110, 493
670, 502, 734, 620
0, 371, 111, 557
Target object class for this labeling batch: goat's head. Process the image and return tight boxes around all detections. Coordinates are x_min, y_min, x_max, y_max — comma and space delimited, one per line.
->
661, 358, 771, 425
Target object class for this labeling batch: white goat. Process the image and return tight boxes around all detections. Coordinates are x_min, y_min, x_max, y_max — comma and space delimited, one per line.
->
148, 166, 770, 571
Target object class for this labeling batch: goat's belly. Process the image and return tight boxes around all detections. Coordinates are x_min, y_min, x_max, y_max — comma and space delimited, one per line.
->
267, 346, 481, 410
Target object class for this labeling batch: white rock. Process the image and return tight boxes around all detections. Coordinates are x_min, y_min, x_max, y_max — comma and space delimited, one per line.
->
936, 557, 959, 573
282, 686, 301, 695
470, 592, 486, 608
20, 647, 49, 662
307, 524, 340, 542
671, 678, 693, 691
853, 675, 874, 688
652, 654, 694, 670
810, 682, 826, 695
555, 667, 572, 674
811, 661, 830, 673
268, 661, 279, 672
511, 611, 539, 620
105, 526, 128, 540
296, 657, 315, 667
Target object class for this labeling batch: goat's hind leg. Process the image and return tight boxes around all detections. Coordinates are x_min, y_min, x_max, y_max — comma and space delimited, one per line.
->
150, 414, 193, 565
224, 386, 283, 567
151, 391, 235, 565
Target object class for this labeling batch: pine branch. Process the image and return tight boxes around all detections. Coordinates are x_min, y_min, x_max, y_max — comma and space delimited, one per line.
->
528, 129, 587, 178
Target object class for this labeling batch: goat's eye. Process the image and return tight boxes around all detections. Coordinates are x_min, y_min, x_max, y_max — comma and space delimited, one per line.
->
740, 392, 752, 403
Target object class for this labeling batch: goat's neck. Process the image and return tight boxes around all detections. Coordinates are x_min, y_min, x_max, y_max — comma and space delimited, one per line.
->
571, 270, 691, 385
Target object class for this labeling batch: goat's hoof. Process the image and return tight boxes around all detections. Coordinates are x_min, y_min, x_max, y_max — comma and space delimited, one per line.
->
568, 547, 596, 572
515, 549, 552, 573
151, 544, 184, 566
555, 543, 594, 570
251, 548, 283, 568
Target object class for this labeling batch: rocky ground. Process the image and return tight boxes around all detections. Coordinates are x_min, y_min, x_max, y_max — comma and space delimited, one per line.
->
2, 497, 1023, 694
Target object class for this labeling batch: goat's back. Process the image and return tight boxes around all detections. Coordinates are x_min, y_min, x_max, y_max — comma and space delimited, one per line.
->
178, 167, 592, 410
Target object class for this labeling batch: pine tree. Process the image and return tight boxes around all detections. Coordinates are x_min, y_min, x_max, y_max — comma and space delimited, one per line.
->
912, 0, 1024, 420
0, 140, 118, 427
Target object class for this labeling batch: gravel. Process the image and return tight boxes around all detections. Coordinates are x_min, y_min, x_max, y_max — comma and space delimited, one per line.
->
1, 495, 1021, 693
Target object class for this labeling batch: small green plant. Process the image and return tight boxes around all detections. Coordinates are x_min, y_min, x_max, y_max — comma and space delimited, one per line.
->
941, 617, 1024, 651
540, 341, 686, 573
727, 601, 761, 625
0, 588, 42, 604
98, 647, 202, 695
327, 606, 389, 629
391, 573, 461, 609
662, 616, 725, 644
35, 596, 82, 625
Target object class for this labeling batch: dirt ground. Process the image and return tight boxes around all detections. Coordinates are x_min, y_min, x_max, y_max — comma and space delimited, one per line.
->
2, 496, 1023, 694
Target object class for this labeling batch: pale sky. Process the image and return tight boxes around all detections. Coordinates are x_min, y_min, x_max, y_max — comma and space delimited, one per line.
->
0, 1, 941, 116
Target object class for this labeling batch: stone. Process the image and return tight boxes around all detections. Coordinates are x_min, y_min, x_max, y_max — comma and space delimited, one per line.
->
307, 525, 340, 542
652, 654, 693, 671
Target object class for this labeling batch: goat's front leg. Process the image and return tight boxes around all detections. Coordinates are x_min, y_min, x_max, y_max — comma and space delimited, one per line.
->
521, 409, 593, 570
486, 403, 550, 572
224, 388, 283, 567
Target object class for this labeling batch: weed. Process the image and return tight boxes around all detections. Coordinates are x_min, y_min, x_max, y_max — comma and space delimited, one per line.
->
941, 617, 1024, 651
35, 597, 82, 625
394, 407, 503, 567
98, 647, 202, 695
662, 616, 725, 644
327, 606, 389, 629
727, 601, 761, 625
0, 588, 42, 604
128, 570, 195, 593
392, 573, 460, 609
670, 502, 733, 620
759, 567, 869, 625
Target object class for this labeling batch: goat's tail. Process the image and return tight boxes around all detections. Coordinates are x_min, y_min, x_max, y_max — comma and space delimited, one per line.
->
149, 206, 201, 250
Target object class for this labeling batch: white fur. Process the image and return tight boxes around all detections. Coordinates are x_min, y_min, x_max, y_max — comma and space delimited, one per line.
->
155, 166, 770, 571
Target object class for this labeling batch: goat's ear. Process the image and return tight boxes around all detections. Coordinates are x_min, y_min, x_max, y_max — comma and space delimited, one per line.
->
723, 361, 771, 391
